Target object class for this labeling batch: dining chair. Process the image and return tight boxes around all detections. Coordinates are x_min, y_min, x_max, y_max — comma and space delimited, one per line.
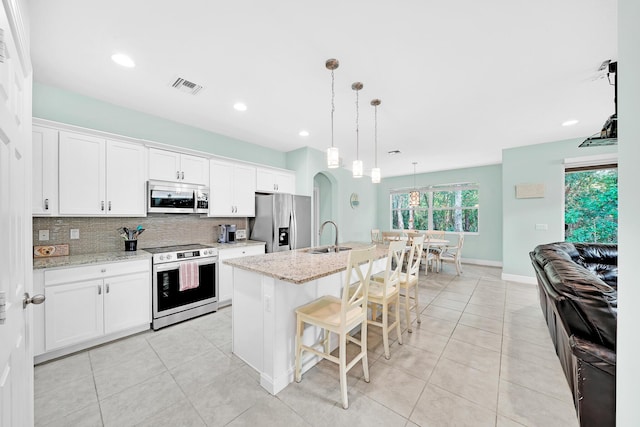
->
294, 246, 376, 409
368, 240, 405, 359
371, 228, 383, 244
399, 234, 425, 333
423, 230, 445, 272
439, 233, 465, 275
382, 230, 407, 244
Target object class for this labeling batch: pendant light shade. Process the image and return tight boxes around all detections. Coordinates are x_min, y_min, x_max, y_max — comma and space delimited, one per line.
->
326, 58, 340, 168
327, 147, 340, 169
352, 82, 364, 178
352, 160, 364, 178
370, 99, 381, 183
409, 162, 420, 207
371, 167, 381, 184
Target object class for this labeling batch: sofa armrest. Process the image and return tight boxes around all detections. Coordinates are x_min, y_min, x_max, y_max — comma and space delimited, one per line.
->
570, 335, 616, 376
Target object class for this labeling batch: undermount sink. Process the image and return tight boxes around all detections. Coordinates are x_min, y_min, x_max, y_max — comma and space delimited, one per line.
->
304, 246, 352, 254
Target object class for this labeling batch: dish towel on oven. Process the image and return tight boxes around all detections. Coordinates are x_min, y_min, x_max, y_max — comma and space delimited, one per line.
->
179, 262, 200, 291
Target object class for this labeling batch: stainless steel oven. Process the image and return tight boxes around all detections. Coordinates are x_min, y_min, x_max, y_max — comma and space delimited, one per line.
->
144, 244, 218, 330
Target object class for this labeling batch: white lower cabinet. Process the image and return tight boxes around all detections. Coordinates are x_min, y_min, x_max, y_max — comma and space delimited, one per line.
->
41, 259, 151, 355
218, 244, 265, 306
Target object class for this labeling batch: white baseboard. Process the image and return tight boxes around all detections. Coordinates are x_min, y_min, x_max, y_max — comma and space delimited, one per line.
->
461, 258, 503, 267
501, 273, 537, 285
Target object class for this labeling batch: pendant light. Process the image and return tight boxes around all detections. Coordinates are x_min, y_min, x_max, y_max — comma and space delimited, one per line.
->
352, 82, 364, 178
370, 99, 381, 183
326, 59, 340, 168
409, 162, 420, 207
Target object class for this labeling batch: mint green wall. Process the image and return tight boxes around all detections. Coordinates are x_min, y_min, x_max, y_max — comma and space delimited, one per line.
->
286, 147, 378, 243
314, 173, 333, 246
375, 164, 503, 263
33, 82, 286, 167
502, 138, 617, 277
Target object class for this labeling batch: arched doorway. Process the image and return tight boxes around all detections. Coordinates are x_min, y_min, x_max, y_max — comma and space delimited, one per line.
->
313, 172, 337, 246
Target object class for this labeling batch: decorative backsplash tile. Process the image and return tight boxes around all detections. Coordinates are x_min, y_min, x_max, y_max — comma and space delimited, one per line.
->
32, 215, 248, 255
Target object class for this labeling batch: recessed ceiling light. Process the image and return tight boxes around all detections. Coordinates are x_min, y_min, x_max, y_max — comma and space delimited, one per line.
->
562, 119, 579, 127
111, 53, 135, 68
387, 150, 401, 155
233, 102, 247, 111
299, 130, 309, 137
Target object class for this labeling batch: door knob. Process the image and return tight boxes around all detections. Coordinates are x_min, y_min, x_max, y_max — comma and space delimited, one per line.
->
23, 293, 46, 309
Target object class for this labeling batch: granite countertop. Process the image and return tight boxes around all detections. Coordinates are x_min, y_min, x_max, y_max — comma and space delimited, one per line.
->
33, 250, 152, 270
209, 240, 266, 250
224, 242, 388, 285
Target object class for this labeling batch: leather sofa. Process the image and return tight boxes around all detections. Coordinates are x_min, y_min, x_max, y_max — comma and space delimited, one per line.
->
530, 242, 617, 427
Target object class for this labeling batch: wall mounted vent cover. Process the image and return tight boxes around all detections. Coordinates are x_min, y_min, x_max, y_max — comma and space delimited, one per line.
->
170, 77, 204, 95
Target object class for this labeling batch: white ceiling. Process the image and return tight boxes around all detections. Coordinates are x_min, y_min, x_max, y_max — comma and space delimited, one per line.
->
26, 0, 618, 177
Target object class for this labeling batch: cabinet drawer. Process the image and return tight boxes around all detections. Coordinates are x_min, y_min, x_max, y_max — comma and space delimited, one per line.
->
219, 245, 265, 260
45, 259, 150, 286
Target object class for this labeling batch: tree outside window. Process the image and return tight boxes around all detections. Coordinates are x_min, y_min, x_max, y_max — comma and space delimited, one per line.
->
391, 184, 478, 232
565, 166, 617, 243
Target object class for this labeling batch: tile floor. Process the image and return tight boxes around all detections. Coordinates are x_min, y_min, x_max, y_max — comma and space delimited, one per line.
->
34, 265, 578, 426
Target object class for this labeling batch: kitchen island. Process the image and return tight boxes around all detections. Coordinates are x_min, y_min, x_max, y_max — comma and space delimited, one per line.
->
225, 242, 388, 395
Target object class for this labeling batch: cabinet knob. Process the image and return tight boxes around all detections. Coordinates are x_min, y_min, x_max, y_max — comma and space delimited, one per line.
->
101, 201, 105, 211
101, 268, 106, 273
181, 171, 185, 180
106, 284, 110, 293
176, 171, 180, 180
44, 198, 49, 210
98, 285, 102, 295
108, 201, 112, 211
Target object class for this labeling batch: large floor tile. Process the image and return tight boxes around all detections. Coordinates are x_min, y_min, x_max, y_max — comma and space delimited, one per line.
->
431, 296, 468, 311
441, 339, 501, 375
35, 351, 93, 396
354, 362, 426, 417
227, 395, 310, 426
310, 389, 408, 427
146, 326, 216, 369
421, 304, 462, 323
94, 355, 167, 400
39, 402, 103, 427
400, 327, 450, 355
451, 324, 502, 352
500, 354, 573, 403
429, 357, 499, 410
463, 302, 505, 321
410, 384, 496, 427
35, 375, 98, 426
99, 371, 187, 427
134, 401, 206, 427
170, 347, 243, 396
188, 368, 270, 426
497, 380, 578, 426
377, 340, 440, 381
458, 312, 503, 335
88, 333, 152, 372
501, 335, 559, 366
410, 315, 457, 338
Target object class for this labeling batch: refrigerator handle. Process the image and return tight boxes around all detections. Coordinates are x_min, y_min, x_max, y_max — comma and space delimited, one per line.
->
290, 211, 295, 250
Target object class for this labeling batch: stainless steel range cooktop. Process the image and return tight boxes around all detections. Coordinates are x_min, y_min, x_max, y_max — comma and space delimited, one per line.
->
142, 244, 217, 264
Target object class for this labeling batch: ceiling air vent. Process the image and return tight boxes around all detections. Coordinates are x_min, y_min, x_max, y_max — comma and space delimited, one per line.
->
170, 77, 204, 95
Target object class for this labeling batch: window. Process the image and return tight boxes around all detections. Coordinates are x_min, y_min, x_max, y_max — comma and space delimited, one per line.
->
565, 165, 617, 243
391, 183, 479, 232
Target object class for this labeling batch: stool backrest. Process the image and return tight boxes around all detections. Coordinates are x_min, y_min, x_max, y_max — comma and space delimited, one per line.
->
342, 246, 376, 323
406, 234, 425, 277
380, 240, 406, 296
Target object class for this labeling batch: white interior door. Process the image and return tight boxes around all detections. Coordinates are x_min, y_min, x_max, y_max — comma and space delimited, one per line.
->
0, 2, 34, 426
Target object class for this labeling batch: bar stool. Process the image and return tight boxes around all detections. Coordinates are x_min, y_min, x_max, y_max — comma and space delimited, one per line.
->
369, 240, 405, 359
294, 246, 376, 409
399, 234, 425, 333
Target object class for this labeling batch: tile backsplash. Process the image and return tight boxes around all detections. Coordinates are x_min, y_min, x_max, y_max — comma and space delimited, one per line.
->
33, 215, 249, 254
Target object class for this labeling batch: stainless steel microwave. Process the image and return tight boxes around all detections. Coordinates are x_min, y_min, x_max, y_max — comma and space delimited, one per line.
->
147, 180, 209, 214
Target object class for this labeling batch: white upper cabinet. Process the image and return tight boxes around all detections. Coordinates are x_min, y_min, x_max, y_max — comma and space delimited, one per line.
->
210, 159, 256, 217
148, 148, 209, 185
255, 167, 296, 194
105, 139, 147, 215
32, 125, 59, 216
58, 131, 146, 216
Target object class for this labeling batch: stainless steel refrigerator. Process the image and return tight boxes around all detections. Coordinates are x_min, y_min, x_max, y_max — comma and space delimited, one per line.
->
250, 194, 311, 253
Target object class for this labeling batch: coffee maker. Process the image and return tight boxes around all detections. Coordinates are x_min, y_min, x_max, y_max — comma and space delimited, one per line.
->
218, 224, 237, 243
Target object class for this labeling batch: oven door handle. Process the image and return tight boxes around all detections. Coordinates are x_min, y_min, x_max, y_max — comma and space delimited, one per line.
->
154, 257, 217, 273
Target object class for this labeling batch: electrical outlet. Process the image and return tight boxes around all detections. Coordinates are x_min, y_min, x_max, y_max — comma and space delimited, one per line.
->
535, 223, 548, 231
70, 229, 80, 239
38, 230, 49, 241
